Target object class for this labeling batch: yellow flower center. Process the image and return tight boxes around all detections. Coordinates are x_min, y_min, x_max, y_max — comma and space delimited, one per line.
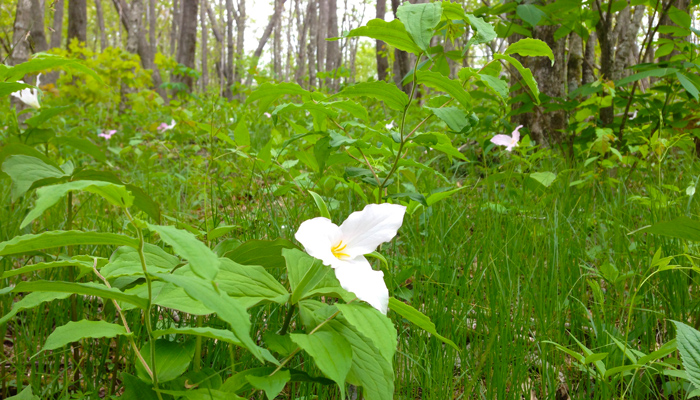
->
331, 241, 349, 260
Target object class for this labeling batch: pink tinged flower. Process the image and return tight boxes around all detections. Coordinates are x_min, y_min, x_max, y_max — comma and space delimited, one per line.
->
294, 203, 407, 314
11, 74, 42, 109
98, 130, 117, 139
264, 112, 272, 118
490, 125, 523, 152
158, 119, 176, 132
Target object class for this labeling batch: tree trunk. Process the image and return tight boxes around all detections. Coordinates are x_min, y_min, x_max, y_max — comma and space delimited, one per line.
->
29, 0, 48, 53
95, 0, 107, 50
224, 0, 234, 98
10, 0, 32, 66
243, 0, 287, 87
201, 0, 208, 89
67, 0, 87, 46
50, 0, 65, 48
613, 5, 644, 80
205, 0, 223, 44
295, 0, 311, 86
307, 0, 318, 88
567, 33, 583, 94
170, 0, 180, 55
325, 0, 339, 90
148, 0, 156, 55
126, 0, 141, 53
273, 0, 282, 79
376, 0, 389, 81
582, 32, 596, 85
176, 0, 199, 90
391, 0, 410, 94
316, 0, 328, 87
595, 1, 615, 125
233, 0, 245, 86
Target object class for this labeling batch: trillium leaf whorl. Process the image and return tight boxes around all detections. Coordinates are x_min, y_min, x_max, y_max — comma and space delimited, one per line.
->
294, 203, 406, 314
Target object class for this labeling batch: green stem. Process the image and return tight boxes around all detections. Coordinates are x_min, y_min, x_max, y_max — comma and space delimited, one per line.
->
194, 316, 203, 372
279, 305, 296, 336
125, 209, 164, 400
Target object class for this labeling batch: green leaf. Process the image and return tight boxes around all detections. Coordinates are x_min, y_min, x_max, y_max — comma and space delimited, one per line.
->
0, 82, 34, 97
135, 339, 195, 383
494, 54, 540, 104
120, 373, 160, 400
668, 5, 691, 28
290, 331, 352, 398
323, 100, 369, 122
388, 297, 459, 351
396, 2, 442, 51
11, 280, 148, 309
42, 320, 131, 351
676, 72, 699, 100
516, 4, 546, 27
638, 339, 677, 365
616, 67, 678, 86
283, 248, 329, 300
153, 326, 242, 346
308, 190, 331, 219
154, 272, 270, 363
216, 258, 290, 307
101, 244, 179, 279
416, 70, 470, 109
221, 367, 333, 394
336, 81, 409, 111
53, 137, 107, 163
224, 238, 297, 269
1, 259, 93, 279
427, 107, 477, 133
0, 292, 72, 326
336, 303, 397, 364
0, 230, 138, 256
529, 172, 557, 187
343, 19, 422, 55
147, 224, 220, 280
638, 216, 700, 242
672, 320, 700, 389
583, 352, 609, 364
234, 118, 251, 146
25, 105, 73, 128
246, 370, 291, 400
465, 14, 497, 46
2, 53, 103, 85
246, 82, 312, 112
479, 74, 508, 100
1, 155, 68, 201
21, 180, 135, 228
123, 281, 212, 315
506, 38, 555, 65
5, 387, 40, 400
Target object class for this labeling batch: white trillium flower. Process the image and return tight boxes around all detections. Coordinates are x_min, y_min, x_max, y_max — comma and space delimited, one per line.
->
385, 120, 395, 130
11, 74, 42, 109
294, 203, 406, 314
490, 125, 523, 152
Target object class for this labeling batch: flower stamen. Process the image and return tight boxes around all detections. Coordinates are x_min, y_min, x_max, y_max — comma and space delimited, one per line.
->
331, 241, 349, 260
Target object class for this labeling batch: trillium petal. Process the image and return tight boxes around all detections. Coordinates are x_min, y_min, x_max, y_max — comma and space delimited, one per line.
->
294, 217, 343, 268
334, 257, 389, 314
512, 125, 523, 142
490, 134, 512, 147
339, 203, 406, 257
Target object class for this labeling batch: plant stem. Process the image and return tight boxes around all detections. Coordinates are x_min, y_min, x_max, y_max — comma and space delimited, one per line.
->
278, 304, 296, 336
66, 191, 81, 388
125, 209, 164, 400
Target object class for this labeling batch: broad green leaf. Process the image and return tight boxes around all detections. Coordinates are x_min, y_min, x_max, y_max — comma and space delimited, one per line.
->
161, 389, 242, 400
426, 187, 465, 206
120, 373, 160, 400
224, 238, 297, 269
668, 5, 691, 28
336, 303, 397, 364
516, 4, 546, 27
676, 72, 699, 100
0, 231, 138, 256
0, 82, 33, 97
479, 74, 508, 100
308, 190, 331, 219
583, 352, 609, 364
2, 53, 103, 85
616, 68, 678, 86
343, 19, 422, 54
135, 339, 195, 383
1, 259, 93, 279
42, 320, 130, 351
465, 14, 497, 46
234, 118, 251, 146
494, 54, 540, 104
283, 248, 328, 298
5, 387, 39, 400
638, 216, 700, 242
26, 106, 73, 128
300, 300, 394, 400
11, 280, 148, 309
0, 292, 71, 326
246, 82, 312, 112
53, 137, 107, 163
153, 326, 242, 346
323, 100, 369, 122
221, 367, 333, 394
207, 225, 240, 241
2, 155, 68, 200
427, 107, 477, 133
416, 70, 470, 109
426, 132, 469, 161
505, 38, 555, 65
388, 297, 459, 351
123, 281, 212, 315
246, 370, 291, 400
21, 180, 135, 228
272, 102, 339, 119
672, 320, 700, 389
147, 224, 220, 280
216, 258, 290, 307
263, 331, 297, 356
101, 244, 180, 279
529, 171, 557, 187
290, 331, 352, 398
154, 272, 269, 363
396, 2, 442, 51
336, 81, 409, 111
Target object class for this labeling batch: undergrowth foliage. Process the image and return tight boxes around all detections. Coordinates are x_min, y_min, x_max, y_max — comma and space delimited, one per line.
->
1, 1, 700, 399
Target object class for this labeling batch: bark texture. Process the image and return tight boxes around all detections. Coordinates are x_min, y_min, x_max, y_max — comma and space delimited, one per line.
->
391, 0, 411, 94
176, 0, 200, 90
375, 0, 389, 81
50, 0, 65, 48
325, 0, 340, 90
95, 0, 107, 50
67, 0, 87, 45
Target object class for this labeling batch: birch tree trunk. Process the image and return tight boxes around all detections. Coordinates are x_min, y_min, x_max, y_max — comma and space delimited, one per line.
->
233, 0, 245, 86
176, 0, 199, 90
67, 0, 87, 45
375, 0, 389, 81
243, 0, 287, 87
95, 0, 107, 51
